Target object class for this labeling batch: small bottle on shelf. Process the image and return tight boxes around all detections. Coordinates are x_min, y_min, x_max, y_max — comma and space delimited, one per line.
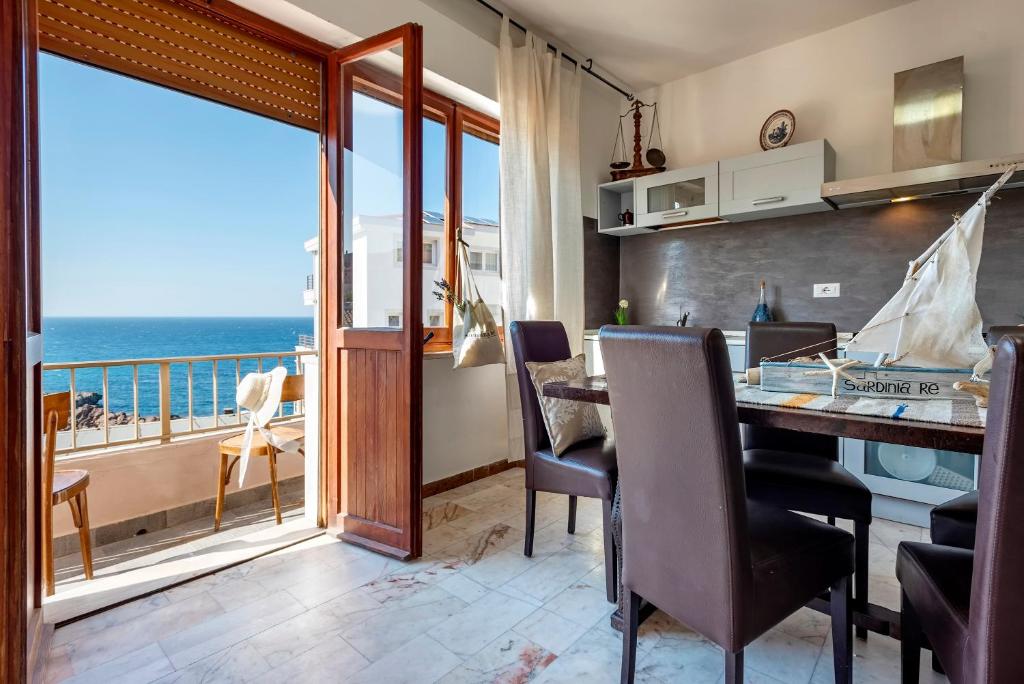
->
751, 279, 773, 322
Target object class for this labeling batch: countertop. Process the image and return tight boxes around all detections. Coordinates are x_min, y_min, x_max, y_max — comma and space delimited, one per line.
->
584, 329, 855, 347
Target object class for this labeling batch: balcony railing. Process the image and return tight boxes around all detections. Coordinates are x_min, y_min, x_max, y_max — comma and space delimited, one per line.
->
297, 334, 316, 349
44, 350, 315, 455
305, 273, 314, 290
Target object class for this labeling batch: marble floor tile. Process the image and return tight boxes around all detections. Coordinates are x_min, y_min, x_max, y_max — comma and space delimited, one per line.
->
339, 592, 467, 662
153, 640, 271, 683
431, 590, 538, 658
54, 643, 174, 684
251, 633, 369, 683
513, 607, 590, 655
543, 581, 617, 629
347, 634, 463, 684
503, 545, 601, 603
438, 631, 557, 684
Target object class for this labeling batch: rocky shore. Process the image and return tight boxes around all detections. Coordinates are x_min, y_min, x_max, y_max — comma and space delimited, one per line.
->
73, 391, 179, 429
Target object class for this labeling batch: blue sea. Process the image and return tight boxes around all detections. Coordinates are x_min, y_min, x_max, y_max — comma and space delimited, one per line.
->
43, 317, 314, 418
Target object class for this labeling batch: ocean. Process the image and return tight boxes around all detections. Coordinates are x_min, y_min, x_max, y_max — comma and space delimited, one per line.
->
43, 317, 314, 418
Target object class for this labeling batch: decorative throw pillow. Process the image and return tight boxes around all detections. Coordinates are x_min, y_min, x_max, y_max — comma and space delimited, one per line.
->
526, 354, 606, 456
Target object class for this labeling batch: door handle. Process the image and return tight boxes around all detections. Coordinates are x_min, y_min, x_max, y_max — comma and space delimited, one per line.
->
423, 331, 435, 345
662, 209, 689, 218
752, 196, 786, 205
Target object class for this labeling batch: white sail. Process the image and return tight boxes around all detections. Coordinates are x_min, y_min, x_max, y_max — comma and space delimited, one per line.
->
845, 167, 1016, 369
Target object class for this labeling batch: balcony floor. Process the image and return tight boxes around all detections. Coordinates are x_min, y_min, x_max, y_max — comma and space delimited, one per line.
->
46, 478, 319, 624
46, 469, 948, 683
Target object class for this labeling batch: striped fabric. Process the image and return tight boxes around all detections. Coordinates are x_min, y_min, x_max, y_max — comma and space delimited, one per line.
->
733, 374, 986, 428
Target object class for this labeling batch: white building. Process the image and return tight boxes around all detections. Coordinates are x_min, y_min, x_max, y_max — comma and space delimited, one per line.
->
349, 211, 501, 329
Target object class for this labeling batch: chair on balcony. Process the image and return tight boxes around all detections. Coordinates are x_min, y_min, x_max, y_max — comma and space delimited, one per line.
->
43, 391, 94, 596
215, 374, 304, 530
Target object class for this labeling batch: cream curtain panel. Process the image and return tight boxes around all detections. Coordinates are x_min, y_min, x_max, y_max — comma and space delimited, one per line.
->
497, 16, 584, 460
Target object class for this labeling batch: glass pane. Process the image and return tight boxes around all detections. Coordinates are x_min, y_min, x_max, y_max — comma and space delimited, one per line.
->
461, 129, 501, 319
346, 87, 404, 328
864, 442, 976, 492
647, 177, 705, 213
422, 116, 446, 325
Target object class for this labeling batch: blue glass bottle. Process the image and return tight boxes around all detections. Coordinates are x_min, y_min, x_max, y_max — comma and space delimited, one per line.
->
751, 279, 773, 322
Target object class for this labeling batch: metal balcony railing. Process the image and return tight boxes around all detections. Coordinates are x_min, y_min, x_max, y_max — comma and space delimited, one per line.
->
43, 350, 315, 455
297, 334, 316, 349
305, 273, 314, 290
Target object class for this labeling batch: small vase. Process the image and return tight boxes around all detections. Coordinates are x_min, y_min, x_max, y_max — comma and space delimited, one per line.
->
751, 279, 773, 323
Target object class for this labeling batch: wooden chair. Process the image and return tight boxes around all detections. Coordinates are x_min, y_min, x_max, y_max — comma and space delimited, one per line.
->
42, 391, 94, 596
215, 374, 304, 530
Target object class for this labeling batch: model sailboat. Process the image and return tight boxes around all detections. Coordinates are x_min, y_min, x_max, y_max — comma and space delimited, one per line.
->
759, 165, 1017, 401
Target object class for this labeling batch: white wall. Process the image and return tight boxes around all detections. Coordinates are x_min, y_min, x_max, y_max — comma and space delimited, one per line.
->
422, 356, 509, 483
640, 0, 1024, 180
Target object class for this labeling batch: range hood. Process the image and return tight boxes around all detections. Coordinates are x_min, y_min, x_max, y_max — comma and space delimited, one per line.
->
822, 154, 1024, 208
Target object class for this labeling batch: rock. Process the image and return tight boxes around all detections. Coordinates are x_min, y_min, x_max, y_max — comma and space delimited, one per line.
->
75, 391, 102, 408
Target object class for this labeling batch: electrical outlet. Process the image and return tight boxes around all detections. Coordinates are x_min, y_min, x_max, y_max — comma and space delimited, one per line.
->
814, 283, 841, 298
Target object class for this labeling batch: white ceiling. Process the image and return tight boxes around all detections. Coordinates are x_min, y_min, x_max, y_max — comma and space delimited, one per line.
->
497, 0, 916, 91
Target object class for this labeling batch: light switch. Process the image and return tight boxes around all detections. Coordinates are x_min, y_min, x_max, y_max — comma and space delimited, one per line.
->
814, 283, 841, 298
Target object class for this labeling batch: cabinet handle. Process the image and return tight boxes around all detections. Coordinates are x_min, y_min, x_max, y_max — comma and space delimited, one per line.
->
752, 196, 786, 205
662, 209, 689, 218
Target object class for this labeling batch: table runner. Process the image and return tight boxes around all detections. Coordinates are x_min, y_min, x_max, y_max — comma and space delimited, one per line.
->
732, 373, 987, 428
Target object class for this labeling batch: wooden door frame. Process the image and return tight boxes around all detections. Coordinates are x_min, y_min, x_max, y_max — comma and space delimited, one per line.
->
322, 24, 425, 559
1, 0, 45, 680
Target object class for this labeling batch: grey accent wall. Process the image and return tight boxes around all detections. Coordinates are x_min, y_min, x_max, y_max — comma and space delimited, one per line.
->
583, 216, 621, 328
613, 188, 1024, 331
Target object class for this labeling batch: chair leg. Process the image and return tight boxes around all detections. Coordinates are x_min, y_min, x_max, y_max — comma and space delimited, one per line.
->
725, 650, 744, 684
602, 497, 617, 604
855, 520, 869, 640
268, 449, 282, 525
524, 488, 537, 557
901, 589, 922, 684
831, 574, 853, 684
567, 495, 577, 534
44, 495, 55, 597
68, 492, 94, 581
214, 451, 228, 531
620, 589, 639, 684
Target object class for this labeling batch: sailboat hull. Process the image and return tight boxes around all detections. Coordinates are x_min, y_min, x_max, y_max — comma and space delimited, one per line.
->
760, 361, 976, 401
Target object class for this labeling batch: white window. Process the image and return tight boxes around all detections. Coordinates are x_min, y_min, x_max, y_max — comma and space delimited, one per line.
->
387, 313, 401, 327
394, 240, 438, 266
469, 250, 498, 273
484, 252, 499, 273
428, 313, 442, 327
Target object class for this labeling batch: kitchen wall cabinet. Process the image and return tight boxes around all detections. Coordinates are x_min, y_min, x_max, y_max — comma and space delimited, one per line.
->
635, 162, 721, 228
719, 139, 835, 221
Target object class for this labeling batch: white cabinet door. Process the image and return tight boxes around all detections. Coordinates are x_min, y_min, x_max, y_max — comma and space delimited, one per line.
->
635, 162, 719, 228
720, 140, 835, 221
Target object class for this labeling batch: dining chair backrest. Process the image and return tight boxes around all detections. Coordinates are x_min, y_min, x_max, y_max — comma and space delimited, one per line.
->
280, 374, 304, 403
601, 326, 752, 650
42, 392, 71, 502
509, 321, 571, 456
986, 326, 1024, 346
743, 321, 839, 460
966, 334, 1024, 683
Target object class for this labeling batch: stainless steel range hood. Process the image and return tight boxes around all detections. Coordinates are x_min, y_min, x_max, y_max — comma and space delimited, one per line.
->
822, 154, 1024, 208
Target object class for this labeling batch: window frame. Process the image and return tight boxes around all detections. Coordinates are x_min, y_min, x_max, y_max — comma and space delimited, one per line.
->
350, 64, 499, 353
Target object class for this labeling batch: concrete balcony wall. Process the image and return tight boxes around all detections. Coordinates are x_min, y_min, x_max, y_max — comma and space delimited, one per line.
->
52, 427, 304, 538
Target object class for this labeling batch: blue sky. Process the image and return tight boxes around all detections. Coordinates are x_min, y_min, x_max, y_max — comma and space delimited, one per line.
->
39, 54, 499, 317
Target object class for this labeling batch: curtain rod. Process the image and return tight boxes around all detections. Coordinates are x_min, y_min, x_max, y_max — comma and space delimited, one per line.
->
473, 0, 634, 101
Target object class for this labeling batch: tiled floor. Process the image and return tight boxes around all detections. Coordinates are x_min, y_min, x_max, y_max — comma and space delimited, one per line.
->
46, 469, 948, 683
47, 480, 318, 624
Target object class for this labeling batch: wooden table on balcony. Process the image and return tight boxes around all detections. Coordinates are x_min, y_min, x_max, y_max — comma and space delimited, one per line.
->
542, 374, 985, 639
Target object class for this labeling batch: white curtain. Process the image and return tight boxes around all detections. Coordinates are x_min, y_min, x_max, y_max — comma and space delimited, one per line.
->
497, 17, 584, 460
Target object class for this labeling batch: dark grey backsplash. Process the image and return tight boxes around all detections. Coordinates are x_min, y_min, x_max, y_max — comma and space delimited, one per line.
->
585, 187, 1024, 332
583, 216, 621, 328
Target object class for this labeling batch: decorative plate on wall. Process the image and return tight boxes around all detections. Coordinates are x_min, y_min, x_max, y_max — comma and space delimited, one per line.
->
759, 110, 795, 150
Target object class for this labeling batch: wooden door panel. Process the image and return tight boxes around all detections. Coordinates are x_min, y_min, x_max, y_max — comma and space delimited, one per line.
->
323, 24, 423, 559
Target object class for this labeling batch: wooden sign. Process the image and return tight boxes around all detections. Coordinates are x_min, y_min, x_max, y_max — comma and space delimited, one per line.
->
760, 361, 976, 401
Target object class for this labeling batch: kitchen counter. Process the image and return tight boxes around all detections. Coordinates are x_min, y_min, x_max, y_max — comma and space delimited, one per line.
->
584, 328, 855, 348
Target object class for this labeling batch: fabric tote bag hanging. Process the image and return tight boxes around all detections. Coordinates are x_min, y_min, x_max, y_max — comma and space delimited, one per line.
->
453, 236, 505, 369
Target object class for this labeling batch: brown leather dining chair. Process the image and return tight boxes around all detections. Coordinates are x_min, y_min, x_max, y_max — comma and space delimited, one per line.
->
929, 325, 1024, 551
898, 334, 1024, 683
509, 321, 618, 603
43, 391, 94, 596
743, 321, 873, 638
602, 326, 855, 684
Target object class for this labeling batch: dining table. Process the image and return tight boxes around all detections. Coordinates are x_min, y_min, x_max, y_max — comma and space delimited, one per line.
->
542, 374, 985, 639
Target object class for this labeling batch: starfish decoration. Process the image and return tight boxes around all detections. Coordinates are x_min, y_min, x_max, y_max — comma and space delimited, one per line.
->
802, 353, 859, 398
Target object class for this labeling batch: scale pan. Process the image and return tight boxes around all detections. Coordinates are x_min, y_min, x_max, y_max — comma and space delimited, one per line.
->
610, 161, 630, 170
646, 148, 666, 167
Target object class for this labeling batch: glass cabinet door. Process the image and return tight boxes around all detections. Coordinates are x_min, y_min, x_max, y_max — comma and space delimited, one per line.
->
635, 162, 719, 227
